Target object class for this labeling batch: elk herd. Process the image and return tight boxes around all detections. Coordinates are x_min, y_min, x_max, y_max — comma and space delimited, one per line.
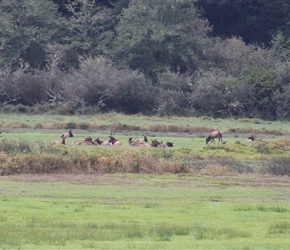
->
51, 129, 256, 147
50, 129, 174, 147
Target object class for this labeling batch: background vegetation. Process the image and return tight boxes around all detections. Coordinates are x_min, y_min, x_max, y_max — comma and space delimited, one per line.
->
2, 0, 290, 119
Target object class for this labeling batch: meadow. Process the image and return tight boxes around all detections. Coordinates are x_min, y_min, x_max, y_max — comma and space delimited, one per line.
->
0, 113, 290, 249
1, 174, 290, 249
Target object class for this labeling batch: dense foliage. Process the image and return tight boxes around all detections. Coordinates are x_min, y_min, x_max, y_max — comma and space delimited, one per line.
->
1, 0, 290, 120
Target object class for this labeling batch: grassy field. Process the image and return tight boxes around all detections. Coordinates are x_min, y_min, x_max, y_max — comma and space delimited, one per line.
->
1, 113, 290, 249
0, 174, 290, 249
1, 113, 290, 135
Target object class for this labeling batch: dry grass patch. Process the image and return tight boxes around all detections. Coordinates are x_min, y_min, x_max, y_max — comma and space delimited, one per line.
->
200, 164, 234, 176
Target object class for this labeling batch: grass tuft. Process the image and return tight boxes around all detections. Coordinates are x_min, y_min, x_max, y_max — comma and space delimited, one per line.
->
269, 222, 290, 234
150, 223, 174, 241
193, 224, 250, 240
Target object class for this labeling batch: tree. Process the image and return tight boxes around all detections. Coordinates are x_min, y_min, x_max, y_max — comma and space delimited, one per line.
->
192, 37, 279, 119
195, 0, 290, 46
0, 0, 64, 68
271, 27, 290, 61
110, 0, 212, 82
64, 0, 114, 55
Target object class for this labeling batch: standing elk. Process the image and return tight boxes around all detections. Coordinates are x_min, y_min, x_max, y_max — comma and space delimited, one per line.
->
72, 137, 95, 146
94, 137, 112, 146
50, 138, 65, 145
60, 129, 74, 139
206, 130, 223, 144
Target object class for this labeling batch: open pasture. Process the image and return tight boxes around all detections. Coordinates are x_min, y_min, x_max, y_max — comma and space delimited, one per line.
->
0, 174, 290, 249
1, 113, 290, 135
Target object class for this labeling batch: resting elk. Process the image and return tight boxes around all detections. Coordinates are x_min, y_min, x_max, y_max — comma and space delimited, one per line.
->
128, 137, 151, 147
72, 137, 95, 146
108, 136, 122, 146
247, 135, 255, 142
108, 128, 122, 146
159, 141, 174, 147
94, 137, 112, 146
151, 139, 174, 147
136, 134, 148, 143
60, 129, 74, 139
50, 138, 65, 145
151, 139, 161, 147
166, 142, 174, 147
206, 130, 223, 144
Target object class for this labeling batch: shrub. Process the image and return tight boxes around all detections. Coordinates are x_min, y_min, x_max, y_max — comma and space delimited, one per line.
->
65, 122, 77, 129
79, 123, 89, 130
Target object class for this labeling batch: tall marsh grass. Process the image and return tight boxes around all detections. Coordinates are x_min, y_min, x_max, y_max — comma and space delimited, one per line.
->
269, 222, 290, 234
193, 224, 251, 240
234, 204, 288, 213
1, 138, 290, 175
1, 218, 251, 247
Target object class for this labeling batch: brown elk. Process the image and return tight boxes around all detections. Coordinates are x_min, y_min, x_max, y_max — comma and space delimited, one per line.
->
206, 130, 223, 144
158, 141, 174, 147
50, 138, 65, 145
151, 139, 174, 147
72, 137, 95, 146
94, 137, 112, 146
60, 129, 74, 139
136, 134, 148, 143
108, 128, 122, 146
165, 142, 174, 147
158, 142, 168, 147
108, 136, 122, 146
151, 139, 161, 147
128, 137, 151, 147
247, 135, 255, 142
128, 137, 141, 146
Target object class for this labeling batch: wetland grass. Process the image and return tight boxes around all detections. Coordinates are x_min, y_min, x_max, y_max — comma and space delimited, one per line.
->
0, 174, 290, 249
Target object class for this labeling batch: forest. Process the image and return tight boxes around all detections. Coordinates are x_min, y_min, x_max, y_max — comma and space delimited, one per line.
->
1, 0, 290, 120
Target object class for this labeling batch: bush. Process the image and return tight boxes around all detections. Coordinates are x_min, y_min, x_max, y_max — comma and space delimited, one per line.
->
65, 122, 77, 129
79, 123, 89, 130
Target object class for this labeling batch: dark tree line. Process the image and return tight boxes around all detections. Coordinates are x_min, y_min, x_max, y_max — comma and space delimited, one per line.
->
1, 0, 290, 120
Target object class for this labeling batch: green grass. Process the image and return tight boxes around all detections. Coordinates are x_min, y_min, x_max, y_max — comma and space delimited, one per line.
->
1, 113, 290, 135
0, 174, 289, 249
0, 113, 290, 248
1, 113, 290, 160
